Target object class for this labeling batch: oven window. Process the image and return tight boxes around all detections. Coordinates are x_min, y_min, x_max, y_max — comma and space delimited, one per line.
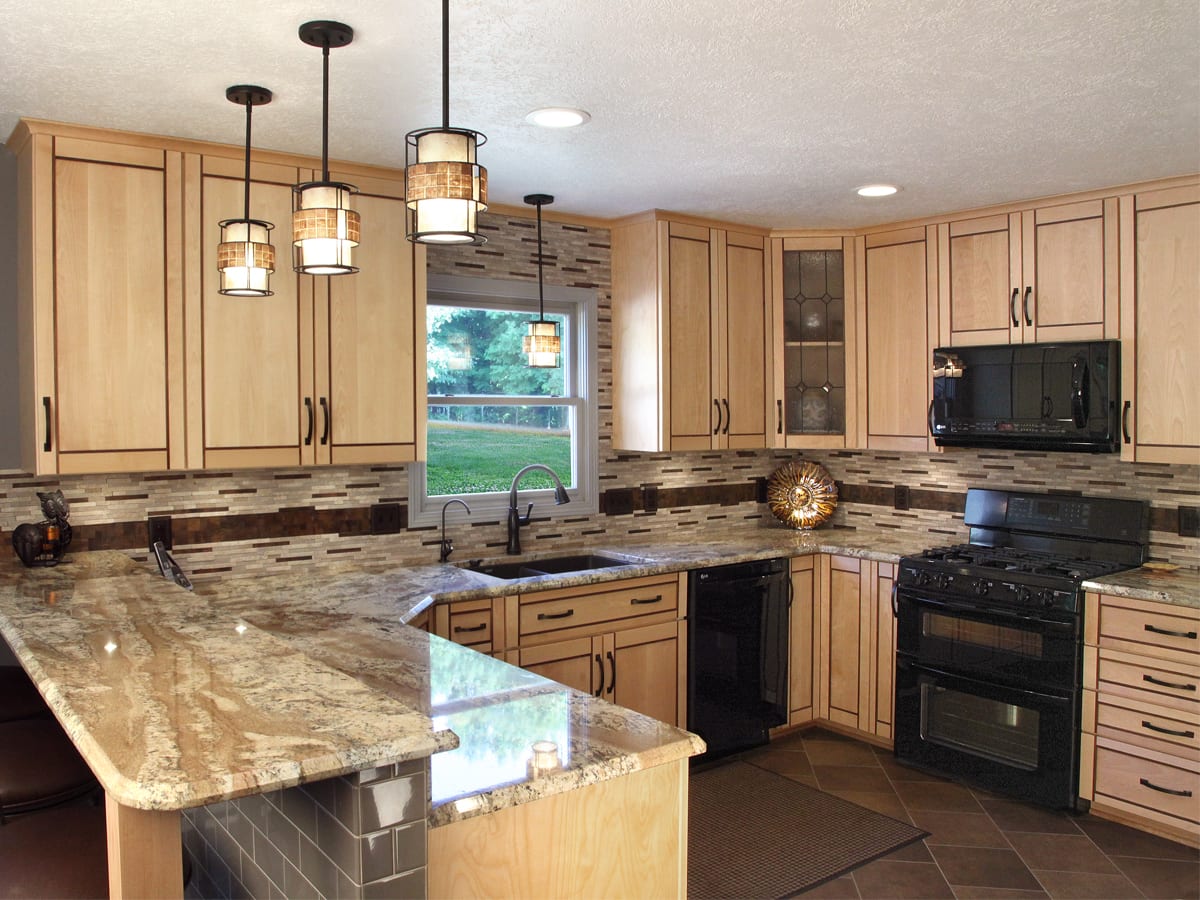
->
923, 611, 1044, 658
920, 683, 1040, 771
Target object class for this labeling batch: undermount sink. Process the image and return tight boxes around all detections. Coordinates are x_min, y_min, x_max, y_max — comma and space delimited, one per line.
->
460, 553, 640, 581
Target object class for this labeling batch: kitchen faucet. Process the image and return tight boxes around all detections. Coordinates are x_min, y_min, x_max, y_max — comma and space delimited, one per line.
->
507, 465, 570, 555
439, 499, 471, 563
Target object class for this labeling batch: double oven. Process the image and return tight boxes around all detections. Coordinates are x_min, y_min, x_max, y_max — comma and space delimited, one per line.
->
893, 489, 1149, 810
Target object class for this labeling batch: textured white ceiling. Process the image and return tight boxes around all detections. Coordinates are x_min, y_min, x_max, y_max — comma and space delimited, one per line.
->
1, 0, 1197, 227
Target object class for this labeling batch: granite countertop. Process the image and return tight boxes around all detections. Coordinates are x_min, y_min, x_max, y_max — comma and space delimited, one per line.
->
1083, 565, 1200, 609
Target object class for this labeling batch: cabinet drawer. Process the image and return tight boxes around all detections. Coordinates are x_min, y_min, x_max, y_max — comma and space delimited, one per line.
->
1097, 700, 1200, 759
1098, 652, 1200, 712
1102, 603, 1200, 657
519, 578, 678, 639
1094, 746, 1199, 824
448, 608, 492, 647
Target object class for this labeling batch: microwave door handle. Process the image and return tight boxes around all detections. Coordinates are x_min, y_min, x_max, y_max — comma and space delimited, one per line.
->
1071, 358, 1089, 428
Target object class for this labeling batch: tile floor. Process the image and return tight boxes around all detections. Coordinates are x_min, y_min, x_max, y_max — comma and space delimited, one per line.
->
735, 728, 1200, 899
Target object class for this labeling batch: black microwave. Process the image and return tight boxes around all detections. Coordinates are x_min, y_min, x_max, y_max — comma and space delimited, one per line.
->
930, 340, 1120, 452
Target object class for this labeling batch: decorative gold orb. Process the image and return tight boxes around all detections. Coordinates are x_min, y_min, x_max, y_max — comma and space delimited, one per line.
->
766, 460, 838, 529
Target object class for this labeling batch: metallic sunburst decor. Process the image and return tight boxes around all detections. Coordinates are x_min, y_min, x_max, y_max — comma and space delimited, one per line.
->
766, 460, 838, 529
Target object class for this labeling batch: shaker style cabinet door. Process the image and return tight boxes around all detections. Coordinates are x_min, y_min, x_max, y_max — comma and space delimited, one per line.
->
938, 214, 1016, 346
665, 222, 716, 449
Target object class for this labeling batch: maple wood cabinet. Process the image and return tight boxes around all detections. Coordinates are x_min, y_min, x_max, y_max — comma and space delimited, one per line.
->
937, 200, 1118, 347
1118, 183, 1200, 465
815, 555, 896, 744
788, 556, 817, 725
611, 215, 772, 452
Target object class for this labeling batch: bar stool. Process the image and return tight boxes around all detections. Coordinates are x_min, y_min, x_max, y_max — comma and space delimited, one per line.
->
0, 804, 108, 898
0, 718, 97, 820
0, 665, 50, 723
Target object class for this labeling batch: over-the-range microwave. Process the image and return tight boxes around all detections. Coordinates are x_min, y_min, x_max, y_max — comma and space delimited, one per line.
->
930, 340, 1120, 452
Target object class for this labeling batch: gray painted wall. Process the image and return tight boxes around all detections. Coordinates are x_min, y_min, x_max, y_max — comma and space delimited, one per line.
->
0, 146, 19, 469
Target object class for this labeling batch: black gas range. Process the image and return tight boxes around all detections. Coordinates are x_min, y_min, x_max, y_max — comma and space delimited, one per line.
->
893, 488, 1149, 810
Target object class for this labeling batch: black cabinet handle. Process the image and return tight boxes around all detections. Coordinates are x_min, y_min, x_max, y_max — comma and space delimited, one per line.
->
1023, 286, 1033, 326
1139, 777, 1192, 798
713, 399, 722, 435
319, 397, 330, 445
1143, 673, 1197, 692
594, 653, 603, 697
630, 594, 662, 606
1145, 623, 1197, 640
537, 608, 574, 621
777, 399, 783, 435
1070, 357, 1088, 428
452, 623, 487, 634
1122, 401, 1132, 443
722, 398, 730, 435
304, 397, 314, 446
605, 650, 616, 695
42, 396, 52, 452
1142, 720, 1195, 739
1010, 287, 1020, 327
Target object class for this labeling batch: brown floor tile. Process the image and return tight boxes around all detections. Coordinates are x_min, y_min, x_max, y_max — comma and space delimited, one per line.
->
1005, 832, 1119, 875
928, 846, 1043, 891
828, 788, 913, 824
974, 796, 1082, 836
883, 839, 934, 864
911, 810, 1009, 849
770, 730, 811, 753
795, 874, 862, 898
877, 753, 950, 783
951, 888, 1048, 899
851, 859, 956, 899
805, 738, 884, 768
1075, 815, 1200, 862
1032, 869, 1145, 899
1110, 855, 1200, 900
815, 764, 896, 793
746, 748, 815, 779
894, 780, 985, 813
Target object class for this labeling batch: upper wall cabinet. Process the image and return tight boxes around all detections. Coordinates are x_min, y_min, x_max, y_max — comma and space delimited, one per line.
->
1119, 183, 1200, 465
13, 130, 185, 474
770, 237, 858, 448
611, 216, 771, 452
937, 200, 1118, 347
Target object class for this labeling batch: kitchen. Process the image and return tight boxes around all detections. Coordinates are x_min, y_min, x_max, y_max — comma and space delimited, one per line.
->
1, 1, 1199, 898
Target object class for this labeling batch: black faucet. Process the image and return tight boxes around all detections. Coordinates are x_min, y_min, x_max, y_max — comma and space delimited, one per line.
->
439, 499, 471, 563
506, 465, 570, 555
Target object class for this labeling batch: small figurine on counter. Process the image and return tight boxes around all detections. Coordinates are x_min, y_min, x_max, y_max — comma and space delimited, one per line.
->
10, 490, 73, 567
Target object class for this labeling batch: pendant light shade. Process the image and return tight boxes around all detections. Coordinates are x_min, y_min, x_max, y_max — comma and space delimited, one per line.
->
293, 20, 360, 275
218, 85, 276, 297
405, 0, 488, 245
523, 193, 560, 368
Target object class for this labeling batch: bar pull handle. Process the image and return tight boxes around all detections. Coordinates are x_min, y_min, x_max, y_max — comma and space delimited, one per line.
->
1010, 287, 1020, 327
304, 397, 314, 446
42, 397, 52, 452
1122, 401, 1132, 444
1139, 777, 1192, 798
1023, 286, 1033, 326
452, 623, 487, 634
594, 653, 603, 697
630, 595, 662, 606
605, 650, 616, 695
777, 399, 783, 435
713, 399, 722, 435
892, 581, 900, 618
1143, 673, 1197, 692
319, 397, 330, 445
1145, 623, 1197, 640
537, 608, 575, 621
1141, 720, 1195, 739
722, 398, 730, 435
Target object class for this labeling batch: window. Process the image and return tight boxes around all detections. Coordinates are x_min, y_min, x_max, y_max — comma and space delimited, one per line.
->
408, 273, 598, 526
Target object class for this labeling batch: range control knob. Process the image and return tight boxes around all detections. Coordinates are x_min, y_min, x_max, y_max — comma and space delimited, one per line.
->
1038, 589, 1056, 609
916, 571, 931, 587
935, 572, 953, 590
1017, 586, 1034, 605
973, 578, 991, 597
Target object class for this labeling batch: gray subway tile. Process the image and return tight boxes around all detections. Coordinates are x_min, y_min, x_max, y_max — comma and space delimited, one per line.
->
392, 821, 426, 876
362, 868, 425, 900
360, 829, 395, 885
282, 856, 323, 900
227, 800, 256, 850
316, 802, 361, 881
280, 784, 320, 839
239, 849, 273, 900
332, 777, 362, 834
360, 774, 423, 832
351, 765, 396, 785
298, 831, 342, 899
264, 803, 302, 862
252, 825, 287, 893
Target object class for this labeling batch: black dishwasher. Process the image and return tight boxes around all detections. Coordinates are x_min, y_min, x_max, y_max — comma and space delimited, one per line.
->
687, 557, 790, 761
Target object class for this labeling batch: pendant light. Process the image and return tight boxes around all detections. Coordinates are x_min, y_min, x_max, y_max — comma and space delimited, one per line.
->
217, 85, 275, 297
523, 193, 560, 368
405, 0, 488, 245
293, 20, 360, 275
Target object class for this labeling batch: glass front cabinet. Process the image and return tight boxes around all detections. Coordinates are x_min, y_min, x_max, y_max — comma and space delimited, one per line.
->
771, 237, 857, 447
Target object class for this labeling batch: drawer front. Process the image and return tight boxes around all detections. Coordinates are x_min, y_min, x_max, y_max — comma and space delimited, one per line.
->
448, 608, 491, 646
520, 580, 678, 638
1094, 746, 1200, 824
1098, 654, 1200, 709
1102, 604, 1200, 657
1097, 701, 1200, 758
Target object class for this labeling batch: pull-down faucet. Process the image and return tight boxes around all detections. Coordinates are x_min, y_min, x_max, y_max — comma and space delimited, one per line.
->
507, 465, 570, 555
439, 499, 471, 563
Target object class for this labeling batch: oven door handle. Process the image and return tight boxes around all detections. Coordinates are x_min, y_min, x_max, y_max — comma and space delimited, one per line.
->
903, 659, 1075, 706
895, 591, 1077, 633
892, 581, 900, 618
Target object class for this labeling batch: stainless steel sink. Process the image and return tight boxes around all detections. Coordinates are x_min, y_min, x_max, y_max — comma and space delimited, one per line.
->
459, 553, 641, 580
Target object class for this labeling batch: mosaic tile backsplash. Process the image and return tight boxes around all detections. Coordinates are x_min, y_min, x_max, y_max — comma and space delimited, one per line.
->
1, 211, 1197, 576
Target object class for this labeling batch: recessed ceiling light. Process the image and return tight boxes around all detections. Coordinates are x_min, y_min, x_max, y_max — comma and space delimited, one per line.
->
856, 184, 899, 197
526, 107, 591, 128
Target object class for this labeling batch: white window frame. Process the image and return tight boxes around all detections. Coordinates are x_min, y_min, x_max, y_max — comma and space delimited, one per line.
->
408, 273, 599, 527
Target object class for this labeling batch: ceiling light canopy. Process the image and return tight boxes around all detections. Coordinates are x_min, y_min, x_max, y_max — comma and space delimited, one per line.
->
218, 85, 276, 297
406, 0, 488, 245
523, 193, 560, 368
293, 20, 360, 275
856, 184, 899, 197
525, 107, 591, 128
